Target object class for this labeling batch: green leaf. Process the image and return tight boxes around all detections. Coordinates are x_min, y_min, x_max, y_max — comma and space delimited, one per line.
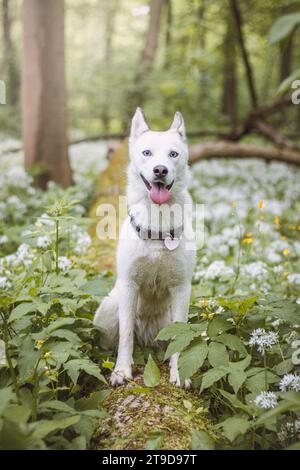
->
145, 431, 164, 450
214, 333, 247, 356
164, 331, 199, 360
208, 342, 229, 368
156, 322, 205, 341
9, 303, 36, 322
47, 317, 76, 333
143, 354, 160, 387
200, 367, 228, 392
75, 390, 111, 411
0, 387, 15, 414
178, 338, 208, 382
217, 296, 258, 316
32, 415, 80, 439
276, 68, 300, 96
219, 415, 250, 443
38, 400, 75, 414
3, 404, 32, 424
228, 369, 247, 394
207, 317, 231, 338
245, 370, 278, 394
219, 390, 251, 415
64, 359, 106, 384
273, 359, 294, 376
191, 429, 215, 450
269, 13, 300, 44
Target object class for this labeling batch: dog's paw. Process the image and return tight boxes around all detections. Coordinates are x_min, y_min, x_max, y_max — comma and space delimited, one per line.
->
169, 369, 191, 389
110, 368, 132, 387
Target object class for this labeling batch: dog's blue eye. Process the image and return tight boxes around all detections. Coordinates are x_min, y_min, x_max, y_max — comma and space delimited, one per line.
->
142, 150, 152, 157
169, 151, 179, 158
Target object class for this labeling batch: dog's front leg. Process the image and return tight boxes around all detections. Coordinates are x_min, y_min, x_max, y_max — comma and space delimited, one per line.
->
110, 280, 138, 386
169, 284, 192, 389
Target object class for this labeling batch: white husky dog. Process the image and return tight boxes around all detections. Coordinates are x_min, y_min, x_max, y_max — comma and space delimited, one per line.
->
94, 108, 196, 387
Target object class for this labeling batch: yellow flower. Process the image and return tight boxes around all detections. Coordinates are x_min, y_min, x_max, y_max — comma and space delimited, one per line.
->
231, 201, 237, 208
243, 233, 253, 244
258, 200, 265, 209
283, 249, 290, 256
208, 313, 214, 320
43, 351, 52, 359
274, 215, 280, 226
35, 339, 45, 349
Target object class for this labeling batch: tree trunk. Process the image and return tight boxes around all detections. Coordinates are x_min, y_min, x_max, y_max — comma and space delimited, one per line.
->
126, 0, 164, 123
164, 0, 172, 68
197, 0, 208, 104
21, 0, 72, 189
100, 0, 119, 132
230, 0, 257, 109
279, 35, 293, 83
221, 10, 237, 130
2, 0, 19, 106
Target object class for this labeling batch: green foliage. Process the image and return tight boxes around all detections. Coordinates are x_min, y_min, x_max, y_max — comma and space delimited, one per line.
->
0, 192, 112, 450
144, 354, 161, 388
269, 12, 300, 44
159, 292, 300, 449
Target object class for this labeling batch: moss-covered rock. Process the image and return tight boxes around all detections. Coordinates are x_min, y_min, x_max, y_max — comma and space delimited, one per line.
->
94, 366, 216, 450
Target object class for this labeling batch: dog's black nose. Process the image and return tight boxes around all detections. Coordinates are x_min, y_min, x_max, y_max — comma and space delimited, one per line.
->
153, 165, 168, 177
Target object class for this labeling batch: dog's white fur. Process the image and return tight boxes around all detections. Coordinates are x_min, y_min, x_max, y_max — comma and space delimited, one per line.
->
93, 108, 196, 387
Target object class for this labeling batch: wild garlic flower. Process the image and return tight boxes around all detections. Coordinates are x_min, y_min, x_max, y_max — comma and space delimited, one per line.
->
58, 256, 72, 271
248, 328, 277, 355
0, 235, 8, 245
255, 391, 278, 409
0, 276, 11, 289
0, 340, 6, 366
37, 236, 51, 248
279, 374, 300, 392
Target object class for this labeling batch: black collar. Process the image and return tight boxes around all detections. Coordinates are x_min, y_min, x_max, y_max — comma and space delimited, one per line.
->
129, 213, 183, 240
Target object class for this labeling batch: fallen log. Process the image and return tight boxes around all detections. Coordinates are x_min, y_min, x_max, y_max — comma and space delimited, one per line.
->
189, 140, 300, 166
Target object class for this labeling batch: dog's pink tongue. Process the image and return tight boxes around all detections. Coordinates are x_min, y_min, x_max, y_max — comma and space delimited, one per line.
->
150, 184, 170, 204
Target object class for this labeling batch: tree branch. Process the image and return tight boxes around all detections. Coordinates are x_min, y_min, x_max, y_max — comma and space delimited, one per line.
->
189, 140, 300, 166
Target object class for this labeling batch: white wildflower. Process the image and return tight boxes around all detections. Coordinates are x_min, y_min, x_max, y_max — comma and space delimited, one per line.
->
203, 260, 234, 281
0, 276, 11, 289
271, 319, 281, 329
36, 213, 54, 227
0, 235, 8, 244
0, 339, 6, 366
249, 328, 277, 355
279, 374, 300, 392
255, 391, 278, 409
72, 230, 91, 254
273, 265, 284, 274
296, 298, 300, 305
288, 273, 300, 285
243, 262, 268, 279
37, 236, 51, 248
58, 256, 72, 271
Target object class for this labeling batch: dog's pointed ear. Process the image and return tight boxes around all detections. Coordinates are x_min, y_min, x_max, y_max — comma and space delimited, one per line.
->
169, 111, 186, 140
130, 107, 149, 141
